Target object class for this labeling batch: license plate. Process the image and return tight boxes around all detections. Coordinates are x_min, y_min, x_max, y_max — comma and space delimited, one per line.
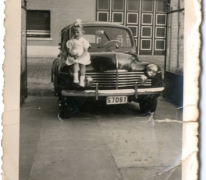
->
106, 96, 128, 105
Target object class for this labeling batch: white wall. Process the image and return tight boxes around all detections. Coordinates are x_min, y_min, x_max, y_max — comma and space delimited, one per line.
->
27, 46, 60, 57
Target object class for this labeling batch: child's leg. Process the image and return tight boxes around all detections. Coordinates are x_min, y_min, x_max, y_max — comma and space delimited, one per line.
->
79, 64, 86, 87
79, 64, 86, 76
73, 63, 79, 83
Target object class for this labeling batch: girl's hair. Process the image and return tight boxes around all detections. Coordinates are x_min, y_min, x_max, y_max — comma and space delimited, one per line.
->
71, 19, 84, 33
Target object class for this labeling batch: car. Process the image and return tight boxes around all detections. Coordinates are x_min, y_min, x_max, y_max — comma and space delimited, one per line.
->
51, 22, 164, 118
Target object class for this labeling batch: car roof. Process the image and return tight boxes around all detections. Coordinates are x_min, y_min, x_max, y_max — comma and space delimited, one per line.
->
61, 21, 127, 32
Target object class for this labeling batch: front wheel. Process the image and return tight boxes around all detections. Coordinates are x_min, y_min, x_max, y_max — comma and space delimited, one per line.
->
53, 74, 61, 96
58, 97, 86, 119
139, 97, 158, 114
58, 97, 78, 119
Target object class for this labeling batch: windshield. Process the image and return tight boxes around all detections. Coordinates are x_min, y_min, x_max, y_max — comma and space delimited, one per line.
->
79, 26, 133, 48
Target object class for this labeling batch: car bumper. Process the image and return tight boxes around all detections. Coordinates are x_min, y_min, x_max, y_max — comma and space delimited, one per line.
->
61, 87, 164, 100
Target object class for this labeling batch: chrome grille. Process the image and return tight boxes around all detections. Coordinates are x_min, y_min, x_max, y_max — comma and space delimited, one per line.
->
86, 72, 152, 88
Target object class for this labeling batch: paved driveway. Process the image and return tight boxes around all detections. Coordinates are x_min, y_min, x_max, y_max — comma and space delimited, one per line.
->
20, 96, 182, 180
27, 57, 55, 96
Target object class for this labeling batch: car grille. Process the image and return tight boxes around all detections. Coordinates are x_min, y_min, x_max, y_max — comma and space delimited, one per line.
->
86, 72, 152, 89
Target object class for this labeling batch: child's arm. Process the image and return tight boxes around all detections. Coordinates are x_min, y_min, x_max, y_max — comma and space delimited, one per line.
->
68, 48, 76, 57
66, 40, 78, 59
76, 47, 88, 60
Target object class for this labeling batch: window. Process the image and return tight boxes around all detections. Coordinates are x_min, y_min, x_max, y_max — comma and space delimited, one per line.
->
27, 10, 50, 38
142, 13, 153, 25
127, 13, 138, 24
112, 12, 124, 24
97, 0, 109, 10
156, 0, 167, 12
142, 0, 153, 12
113, 0, 124, 10
82, 26, 132, 48
155, 40, 165, 50
156, 27, 166, 38
141, 26, 152, 37
127, 0, 139, 11
128, 26, 138, 37
156, 14, 166, 25
97, 12, 109, 22
141, 39, 152, 50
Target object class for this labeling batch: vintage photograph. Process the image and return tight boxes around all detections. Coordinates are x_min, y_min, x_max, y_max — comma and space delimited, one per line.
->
8, 0, 198, 179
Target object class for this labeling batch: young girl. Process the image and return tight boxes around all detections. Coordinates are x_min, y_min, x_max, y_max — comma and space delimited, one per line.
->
66, 19, 91, 87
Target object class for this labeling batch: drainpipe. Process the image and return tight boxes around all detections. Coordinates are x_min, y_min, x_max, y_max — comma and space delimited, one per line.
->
168, 7, 173, 72
25, 0, 28, 95
164, 0, 171, 76
177, 0, 180, 68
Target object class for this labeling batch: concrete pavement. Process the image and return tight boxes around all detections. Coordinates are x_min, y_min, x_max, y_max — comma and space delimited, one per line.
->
27, 57, 55, 96
20, 96, 182, 180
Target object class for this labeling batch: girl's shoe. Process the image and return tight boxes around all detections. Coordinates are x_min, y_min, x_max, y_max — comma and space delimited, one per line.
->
73, 82, 79, 86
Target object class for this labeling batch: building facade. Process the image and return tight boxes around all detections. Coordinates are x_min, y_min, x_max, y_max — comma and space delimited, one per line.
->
166, 0, 184, 73
27, 0, 169, 57
27, 0, 96, 57
164, 0, 184, 106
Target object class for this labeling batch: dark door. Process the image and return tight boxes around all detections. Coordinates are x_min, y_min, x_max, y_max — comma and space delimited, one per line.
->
21, 1, 27, 103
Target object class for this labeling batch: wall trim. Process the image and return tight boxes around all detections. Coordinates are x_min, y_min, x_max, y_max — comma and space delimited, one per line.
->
27, 38, 53, 41
27, 46, 59, 57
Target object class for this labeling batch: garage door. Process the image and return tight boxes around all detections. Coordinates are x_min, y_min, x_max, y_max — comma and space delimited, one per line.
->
96, 0, 167, 55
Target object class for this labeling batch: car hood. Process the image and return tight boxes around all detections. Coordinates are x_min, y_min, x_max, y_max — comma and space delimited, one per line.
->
86, 52, 151, 72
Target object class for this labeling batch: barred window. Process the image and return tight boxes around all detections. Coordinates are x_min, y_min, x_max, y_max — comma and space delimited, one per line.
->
27, 10, 50, 38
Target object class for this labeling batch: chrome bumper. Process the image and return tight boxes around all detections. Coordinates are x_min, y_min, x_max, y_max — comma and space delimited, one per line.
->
61, 87, 164, 100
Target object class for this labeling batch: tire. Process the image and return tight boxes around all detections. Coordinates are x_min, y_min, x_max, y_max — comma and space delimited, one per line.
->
51, 59, 58, 82
58, 97, 79, 119
53, 75, 61, 96
53, 67, 62, 96
51, 67, 53, 82
139, 97, 158, 113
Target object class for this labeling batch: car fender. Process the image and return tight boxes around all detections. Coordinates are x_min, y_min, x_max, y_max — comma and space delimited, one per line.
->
51, 58, 59, 82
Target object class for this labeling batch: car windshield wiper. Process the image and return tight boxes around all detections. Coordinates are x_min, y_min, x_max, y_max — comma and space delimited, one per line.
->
104, 31, 110, 41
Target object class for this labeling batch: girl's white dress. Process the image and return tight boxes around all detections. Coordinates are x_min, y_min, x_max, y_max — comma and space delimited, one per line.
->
66, 37, 91, 65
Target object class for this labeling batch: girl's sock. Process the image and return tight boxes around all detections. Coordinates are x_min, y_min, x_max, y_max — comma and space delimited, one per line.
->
73, 73, 79, 83
79, 76, 85, 87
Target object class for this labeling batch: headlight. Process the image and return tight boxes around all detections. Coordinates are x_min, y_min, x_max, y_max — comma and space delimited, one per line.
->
145, 64, 158, 78
85, 76, 93, 87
